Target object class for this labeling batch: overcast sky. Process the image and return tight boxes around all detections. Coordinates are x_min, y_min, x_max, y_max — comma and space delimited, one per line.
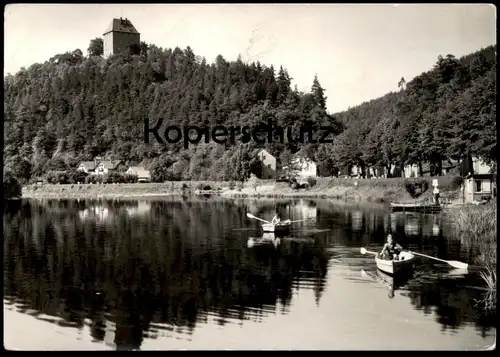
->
4, 4, 496, 113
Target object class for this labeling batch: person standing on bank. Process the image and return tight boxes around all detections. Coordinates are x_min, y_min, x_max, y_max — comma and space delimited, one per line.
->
433, 186, 440, 205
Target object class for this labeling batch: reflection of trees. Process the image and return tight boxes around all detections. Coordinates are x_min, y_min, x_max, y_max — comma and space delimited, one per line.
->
404, 276, 496, 337
3, 199, 329, 349
315, 202, 387, 246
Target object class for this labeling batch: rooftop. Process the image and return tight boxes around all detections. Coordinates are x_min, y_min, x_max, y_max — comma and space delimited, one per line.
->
103, 18, 140, 36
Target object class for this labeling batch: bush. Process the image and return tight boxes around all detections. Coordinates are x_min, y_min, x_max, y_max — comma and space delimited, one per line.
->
229, 181, 236, 190
85, 175, 98, 184
123, 174, 138, 183
450, 176, 464, 190
46, 171, 69, 184
307, 176, 317, 187
68, 169, 89, 184
3, 171, 22, 200
102, 172, 138, 184
403, 177, 429, 198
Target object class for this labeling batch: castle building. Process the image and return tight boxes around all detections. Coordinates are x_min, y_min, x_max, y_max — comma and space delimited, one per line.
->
103, 17, 140, 57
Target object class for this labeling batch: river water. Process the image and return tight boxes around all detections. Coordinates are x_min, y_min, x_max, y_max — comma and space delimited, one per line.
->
3, 197, 496, 350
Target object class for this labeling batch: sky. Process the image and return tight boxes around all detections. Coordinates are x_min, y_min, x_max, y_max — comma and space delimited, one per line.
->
4, 4, 496, 113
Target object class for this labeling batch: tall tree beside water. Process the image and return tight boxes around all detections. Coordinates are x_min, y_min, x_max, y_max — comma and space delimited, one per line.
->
3, 171, 22, 200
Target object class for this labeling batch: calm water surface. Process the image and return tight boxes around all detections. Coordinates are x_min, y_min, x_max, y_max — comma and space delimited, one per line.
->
3, 197, 496, 350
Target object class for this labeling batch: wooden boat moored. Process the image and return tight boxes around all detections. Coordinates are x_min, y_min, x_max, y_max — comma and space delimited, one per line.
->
375, 251, 415, 275
390, 202, 441, 213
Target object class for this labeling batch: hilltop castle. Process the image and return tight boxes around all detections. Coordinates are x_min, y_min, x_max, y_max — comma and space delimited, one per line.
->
103, 17, 140, 57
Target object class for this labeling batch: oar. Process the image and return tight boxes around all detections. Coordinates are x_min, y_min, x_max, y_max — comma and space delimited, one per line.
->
286, 219, 308, 223
406, 250, 468, 270
246, 213, 271, 224
360, 247, 378, 256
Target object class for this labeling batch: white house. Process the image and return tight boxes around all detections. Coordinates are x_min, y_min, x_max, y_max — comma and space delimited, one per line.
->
403, 163, 419, 178
126, 166, 151, 183
462, 157, 495, 203
285, 151, 317, 183
255, 149, 277, 179
350, 165, 362, 177
94, 160, 127, 176
77, 161, 97, 174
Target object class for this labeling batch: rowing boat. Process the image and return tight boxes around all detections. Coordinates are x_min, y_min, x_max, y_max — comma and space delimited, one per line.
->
375, 251, 415, 275
390, 202, 441, 213
262, 221, 291, 233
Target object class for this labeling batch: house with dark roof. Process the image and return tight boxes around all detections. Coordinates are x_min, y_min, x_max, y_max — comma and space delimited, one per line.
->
254, 149, 277, 179
94, 160, 127, 175
103, 17, 140, 57
77, 161, 97, 174
126, 166, 151, 183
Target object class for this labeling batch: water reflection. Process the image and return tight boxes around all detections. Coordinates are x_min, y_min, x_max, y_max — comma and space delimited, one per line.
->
3, 198, 496, 350
4, 199, 329, 349
361, 269, 414, 299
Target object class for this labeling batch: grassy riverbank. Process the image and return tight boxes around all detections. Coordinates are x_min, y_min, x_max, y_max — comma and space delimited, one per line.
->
446, 202, 497, 312
22, 176, 463, 203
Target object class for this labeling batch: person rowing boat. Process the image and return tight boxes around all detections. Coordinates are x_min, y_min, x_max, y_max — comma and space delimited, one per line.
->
271, 212, 281, 225
379, 234, 403, 261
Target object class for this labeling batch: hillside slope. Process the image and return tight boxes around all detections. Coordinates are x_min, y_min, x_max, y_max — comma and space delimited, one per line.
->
3, 42, 496, 183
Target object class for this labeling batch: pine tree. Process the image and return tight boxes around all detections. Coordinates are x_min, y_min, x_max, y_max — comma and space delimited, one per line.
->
311, 74, 327, 110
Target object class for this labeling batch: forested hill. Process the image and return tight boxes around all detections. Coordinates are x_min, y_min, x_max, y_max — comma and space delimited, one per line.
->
3, 41, 496, 183
330, 45, 496, 176
4, 43, 341, 182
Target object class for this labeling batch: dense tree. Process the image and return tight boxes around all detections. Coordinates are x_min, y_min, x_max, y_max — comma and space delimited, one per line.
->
87, 38, 104, 57
3, 171, 22, 199
3, 42, 496, 181
332, 45, 496, 177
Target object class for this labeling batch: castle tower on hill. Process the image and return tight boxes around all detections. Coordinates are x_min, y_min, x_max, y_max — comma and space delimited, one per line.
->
103, 17, 140, 57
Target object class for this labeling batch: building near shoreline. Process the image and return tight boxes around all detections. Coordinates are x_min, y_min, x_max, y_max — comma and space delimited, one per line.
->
77, 161, 97, 174
77, 158, 127, 176
126, 166, 151, 183
460, 157, 495, 203
255, 149, 277, 179
283, 150, 317, 183
103, 18, 140, 58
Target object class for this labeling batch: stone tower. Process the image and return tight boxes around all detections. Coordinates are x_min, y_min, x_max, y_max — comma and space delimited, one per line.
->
103, 18, 140, 57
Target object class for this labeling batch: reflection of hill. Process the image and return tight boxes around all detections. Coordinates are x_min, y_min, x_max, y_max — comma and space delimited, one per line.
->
3, 199, 329, 350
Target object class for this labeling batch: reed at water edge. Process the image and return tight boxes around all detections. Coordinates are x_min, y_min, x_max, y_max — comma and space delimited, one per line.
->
446, 202, 497, 312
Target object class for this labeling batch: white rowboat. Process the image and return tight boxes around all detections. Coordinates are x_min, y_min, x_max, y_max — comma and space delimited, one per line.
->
375, 251, 415, 275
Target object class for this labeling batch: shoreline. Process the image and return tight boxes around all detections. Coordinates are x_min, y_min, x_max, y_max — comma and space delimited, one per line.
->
21, 179, 463, 205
